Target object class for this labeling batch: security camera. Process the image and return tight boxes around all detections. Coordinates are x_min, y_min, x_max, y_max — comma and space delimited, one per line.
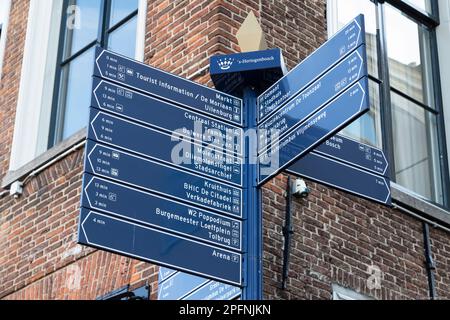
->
292, 178, 310, 198
10, 181, 23, 199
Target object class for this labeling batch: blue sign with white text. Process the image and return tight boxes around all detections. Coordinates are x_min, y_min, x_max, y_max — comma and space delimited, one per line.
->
211, 48, 287, 75
81, 174, 242, 251
259, 78, 370, 184
314, 134, 389, 177
159, 267, 177, 283
157, 268, 242, 300
94, 47, 243, 126
287, 151, 391, 205
77, 14, 388, 302
210, 49, 287, 95
91, 79, 243, 155
79, 209, 243, 285
183, 280, 241, 300
258, 45, 367, 152
88, 109, 243, 186
158, 271, 209, 300
84, 140, 243, 218
258, 14, 365, 122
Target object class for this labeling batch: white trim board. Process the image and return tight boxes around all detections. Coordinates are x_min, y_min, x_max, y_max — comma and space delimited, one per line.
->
0, 0, 12, 80
9, 0, 63, 171
437, 0, 450, 174
135, 0, 147, 62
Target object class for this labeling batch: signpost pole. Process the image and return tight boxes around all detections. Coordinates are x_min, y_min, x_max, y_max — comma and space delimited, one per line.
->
242, 87, 262, 300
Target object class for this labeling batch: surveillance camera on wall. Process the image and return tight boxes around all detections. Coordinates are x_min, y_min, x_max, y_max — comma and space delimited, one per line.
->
292, 178, 310, 198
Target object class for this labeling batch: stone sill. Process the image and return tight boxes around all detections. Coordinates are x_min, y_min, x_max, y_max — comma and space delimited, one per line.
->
1, 128, 87, 189
391, 183, 450, 227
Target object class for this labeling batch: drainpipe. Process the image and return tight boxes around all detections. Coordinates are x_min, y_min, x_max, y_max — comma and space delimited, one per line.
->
282, 176, 294, 289
422, 222, 437, 299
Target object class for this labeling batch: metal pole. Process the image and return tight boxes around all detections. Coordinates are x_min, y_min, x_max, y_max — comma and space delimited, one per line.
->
242, 87, 262, 300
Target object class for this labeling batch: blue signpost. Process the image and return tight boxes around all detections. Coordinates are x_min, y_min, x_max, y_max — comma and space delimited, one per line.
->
159, 267, 177, 283
80, 48, 245, 287
79, 209, 242, 285
258, 14, 365, 122
91, 79, 243, 155
158, 271, 209, 300
88, 109, 243, 186
258, 45, 367, 152
82, 174, 242, 250
286, 133, 391, 205
313, 134, 389, 176
78, 14, 389, 300
94, 47, 243, 126
259, 78, 370, 184
210, 48, 287, 96
287, 151, 391, 205
183, 280, 241, 300
84, 140, 243, 218
157, 268, 241, 300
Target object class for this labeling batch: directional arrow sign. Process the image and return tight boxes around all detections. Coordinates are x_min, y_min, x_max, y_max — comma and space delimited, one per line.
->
79, 209, 242, 286
258, 14, 365, 122
158, 271, 209, 300
94, 47, 243, 126
159, 267, 177, 283
82, 174, 242, 251
84, 140, 243, 218
91, 79, 243, 155
183, 280, 241, 300
259, 77, 369, 184
287, 151, 391, 205
88, 109, 243, 187
258, 45, 367, 152
314, 134, 389, 177
157, 268, 241, 300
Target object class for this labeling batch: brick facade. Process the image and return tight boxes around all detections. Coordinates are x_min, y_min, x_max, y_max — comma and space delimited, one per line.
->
0, 0, 449, 300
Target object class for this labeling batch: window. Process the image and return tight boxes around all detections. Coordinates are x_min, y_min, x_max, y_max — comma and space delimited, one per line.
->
328, 0, 382, 148
49, 0, 139, 147
328, 0, 450, 208
405, 0, 433, 14
8, 0, 144, 172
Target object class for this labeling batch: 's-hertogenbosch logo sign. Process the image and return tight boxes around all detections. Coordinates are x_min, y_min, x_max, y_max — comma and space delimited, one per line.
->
218, 58, 234, 70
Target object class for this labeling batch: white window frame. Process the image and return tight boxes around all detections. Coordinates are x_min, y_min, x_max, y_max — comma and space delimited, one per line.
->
0, 0, 12, 80
9, 0, 147, 172
437, 0, 450, 173
326, 0, 383, 148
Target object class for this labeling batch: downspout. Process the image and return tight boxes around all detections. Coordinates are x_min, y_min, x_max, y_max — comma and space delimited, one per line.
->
422, 222, 437, 299
282, 176, 294, 289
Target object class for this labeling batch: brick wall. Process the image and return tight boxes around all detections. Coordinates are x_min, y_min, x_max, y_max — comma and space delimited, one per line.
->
431, 227, 450, 297
262, 176, 437, 300
1, 0, 450, 300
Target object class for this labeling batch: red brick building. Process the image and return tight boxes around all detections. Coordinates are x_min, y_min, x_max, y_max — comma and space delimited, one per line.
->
1, 0, 450, 300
